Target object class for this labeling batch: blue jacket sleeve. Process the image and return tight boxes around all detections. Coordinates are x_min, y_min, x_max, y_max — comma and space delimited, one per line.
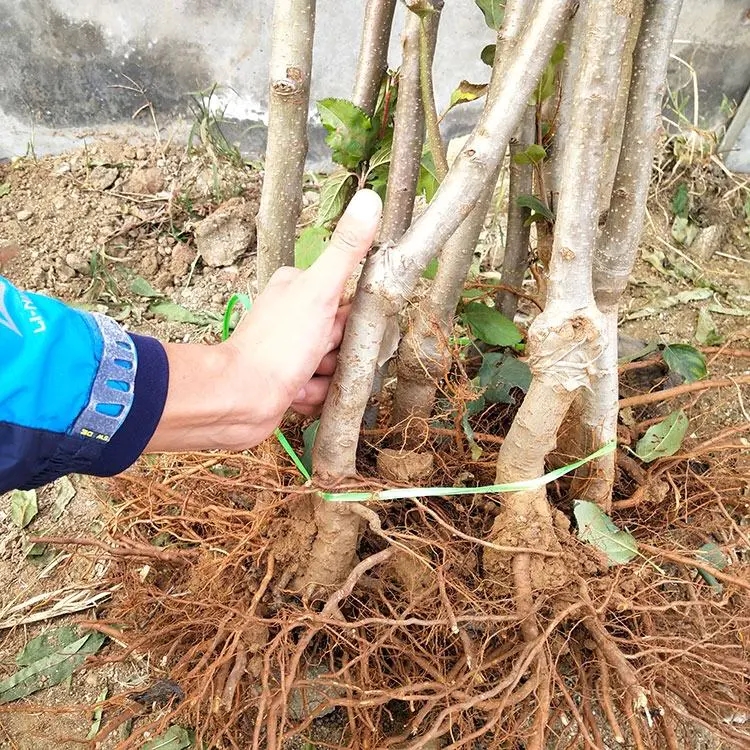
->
0, 275, 169, 493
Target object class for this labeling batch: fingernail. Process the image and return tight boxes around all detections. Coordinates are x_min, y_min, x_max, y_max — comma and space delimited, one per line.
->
346, 189, 382, 222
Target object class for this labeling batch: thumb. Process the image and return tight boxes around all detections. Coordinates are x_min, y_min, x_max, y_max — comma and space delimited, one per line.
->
304, 189, 382, 295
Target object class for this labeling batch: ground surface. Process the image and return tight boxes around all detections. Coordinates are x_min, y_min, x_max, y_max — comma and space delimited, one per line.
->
0, 135, 749, 749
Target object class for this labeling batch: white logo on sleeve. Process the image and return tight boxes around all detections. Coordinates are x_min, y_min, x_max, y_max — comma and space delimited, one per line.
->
0, 281, 22, 336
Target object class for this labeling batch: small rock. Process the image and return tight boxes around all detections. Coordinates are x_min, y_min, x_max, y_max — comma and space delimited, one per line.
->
692, 224, 726, 263
65, 252, 90, 275
194, 197, 256, 267
121, 145, 137, 160
135, 147, 148, 161
0, 243, 20, 268
52, 196, 67, 211
170, 243, 197, 279
122, 166, 165, 195
87, 165, 119, 191
53, 162, 71, 176
16, 209, 33, 221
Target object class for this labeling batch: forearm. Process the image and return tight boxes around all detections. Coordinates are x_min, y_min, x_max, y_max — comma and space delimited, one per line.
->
144, 342, 270, 453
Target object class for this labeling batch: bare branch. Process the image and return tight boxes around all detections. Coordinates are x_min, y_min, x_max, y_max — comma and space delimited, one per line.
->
352, 0, 398, 116
255, 0, 316, 289
497, 105, 534, 319
379, 11, 425, 244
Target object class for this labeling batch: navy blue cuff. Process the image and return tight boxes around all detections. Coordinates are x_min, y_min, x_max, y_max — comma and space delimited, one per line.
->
88, 334, 169, 477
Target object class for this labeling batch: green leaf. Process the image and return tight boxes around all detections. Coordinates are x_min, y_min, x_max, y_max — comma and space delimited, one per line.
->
367, 144, 392, 172
295, 226, 330, 270
671, 182, 689, 219
129, 276, 162, 298
478, 352, 532, 405
16, 626, 81, 666
301, 420, 320, 476
0, 183, 10, 197
316, 98, 374, 169
10, 489, 38, 529
142, 725, 193, 750
316, 171, 356, 227
0, 630, 106, 704
474, 0, 505, 29
635, 410, 689, 462
694, 308, 722, 346
461, 302, 523, 347
516, 194, 554, 222
52, 476, 77, 522
696, 542, 728, 592
670, 215, 698, 246
422, 257, 439, 280
86, 687, 108, 741
448, 81, 488, 111
512, 144, 547, 166
480, 44, 495, 67
536, 42, 566, 103
574, 500, 639, 566
418, 150, 440, 202
663, 343, 707, 383
149, 302, 219, 326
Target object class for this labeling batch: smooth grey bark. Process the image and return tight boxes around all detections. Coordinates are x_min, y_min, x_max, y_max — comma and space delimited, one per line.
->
379, 11, 426, 245
575, 0, 684, 506
301, 0, 575, 592
352, 0, 398, 116
255, 0, 316, 290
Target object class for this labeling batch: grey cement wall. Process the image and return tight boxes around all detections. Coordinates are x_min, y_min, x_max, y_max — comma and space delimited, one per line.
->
1, 0, 750, 170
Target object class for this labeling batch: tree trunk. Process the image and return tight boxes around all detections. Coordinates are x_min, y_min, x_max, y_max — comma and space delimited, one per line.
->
571, 0, 684, 507
491, 0, 635, 554
301, 0, 576, 592
255, 0, 316, 290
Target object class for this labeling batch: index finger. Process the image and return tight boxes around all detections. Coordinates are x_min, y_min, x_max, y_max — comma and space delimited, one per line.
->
304, 189, 382, 295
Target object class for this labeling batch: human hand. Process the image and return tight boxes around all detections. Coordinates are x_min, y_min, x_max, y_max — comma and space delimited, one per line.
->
147, 189, 382, 453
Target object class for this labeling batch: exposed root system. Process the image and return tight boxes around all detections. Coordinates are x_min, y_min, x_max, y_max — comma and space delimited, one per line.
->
68, 423, 750, 749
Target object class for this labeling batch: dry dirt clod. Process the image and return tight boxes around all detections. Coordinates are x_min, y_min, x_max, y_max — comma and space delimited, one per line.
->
194, 197, 257, 267
377, 448, 434, 482
87, 165, 119, 191
16, 209, 33, 221
122, 166, 165, 195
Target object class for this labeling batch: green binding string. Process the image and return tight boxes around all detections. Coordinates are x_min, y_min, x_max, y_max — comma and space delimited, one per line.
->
221, 293, 615, 503
320, 441, 616, 502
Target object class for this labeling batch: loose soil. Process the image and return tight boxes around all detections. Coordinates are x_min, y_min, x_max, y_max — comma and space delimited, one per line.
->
0, 135, 748, 750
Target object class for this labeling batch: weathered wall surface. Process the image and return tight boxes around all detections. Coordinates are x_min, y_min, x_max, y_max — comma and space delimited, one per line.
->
1, 0, 749, 170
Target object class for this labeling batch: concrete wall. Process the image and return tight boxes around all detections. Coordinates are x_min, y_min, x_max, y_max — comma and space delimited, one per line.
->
1, 0, 750, 170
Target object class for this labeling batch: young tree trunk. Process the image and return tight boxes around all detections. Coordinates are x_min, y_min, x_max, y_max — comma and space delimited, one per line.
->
352, 0, 398, 116
570, 0, 683, 507
301, 0, 576, 592
363, 8, 425, 428
390, 0, 533, 445
255, 0, 316, 290
490, 0, 635, 557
